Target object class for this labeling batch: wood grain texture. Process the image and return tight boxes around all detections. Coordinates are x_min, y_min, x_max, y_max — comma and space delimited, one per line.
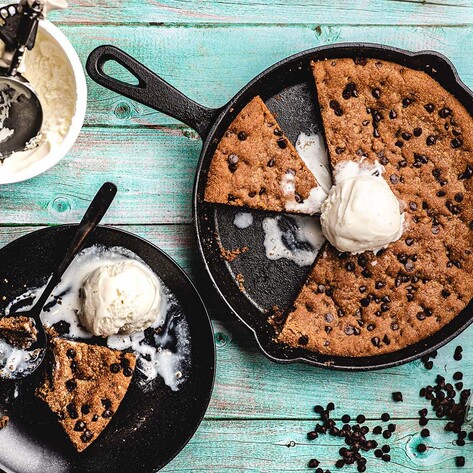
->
49, 1, 473, 26
0, 128, 201, 225
62, 25, 473, 128
162, 419, 473, 472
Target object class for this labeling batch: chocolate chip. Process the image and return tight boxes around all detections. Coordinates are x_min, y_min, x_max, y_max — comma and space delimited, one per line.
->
354, 57, 367, 66
439, 107, 452, 118
403, 97, 414, 107
390, 174, 399, 184
436, 190, 446, 197
123, 367, 133, 377
431, 225, 440, 235
102, 398, 112, 410
298, 335, 309, 345
276, 138, 287, 149
456, 456, 465, 467
392, 392, 403, 402
335, 147, 345, 154
81, 405, 90, 415
424, 103, 435, 113
227, 194, 236, 202
345, 325, 355, 335
417, 312, 426, 321
308, 459, 320, 468
413, 127, 423, 136
375, 281, 386, 289
237, 131, 247, 141
361, 269, 372, 278
372, 88, 381, 99
417, 443, 427, 453
329, 99, 343, 116
367, 324, 376, 332
395, 140, 403, 148
52, 320, 70, 335
345, 262, 355, 272
267, 158, 275, 167
92, 414, 98, 422
383, 334, 391, 345
65, 379, 77, 392
228, 163, 237, 173
409, 201, 417, 211
360, 298, 370, 307
362, 119, 370, 126
458, 164, 473, 180
66, 348, 76, 358
391, 322, 399, 331
102, 410, 114, 418
248, 191, 256, 198
74, 420, 86, 432
426, 135, 436, 146
389, 109, 397, 119
67, 403, 78, 419
324, 313, 334, 323
228, 154, 239, 164
110, 363, 121, 374
398, 159, 407, 168
259, 187, 266, 195
371, 337, 380, 347
273, 128, 283, 136
451, 137, 463, 148
446, 201, 461, 215
81, 430, 94, 443
342, 82, 358, 99
402, 132, 412, 140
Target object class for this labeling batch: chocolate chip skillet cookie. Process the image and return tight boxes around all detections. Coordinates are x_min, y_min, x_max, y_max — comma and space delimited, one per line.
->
277, 58, 473, 356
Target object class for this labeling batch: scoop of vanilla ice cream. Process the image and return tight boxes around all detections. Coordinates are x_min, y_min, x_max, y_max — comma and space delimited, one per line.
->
320, 175, 403, 254
79, 260, 162, 337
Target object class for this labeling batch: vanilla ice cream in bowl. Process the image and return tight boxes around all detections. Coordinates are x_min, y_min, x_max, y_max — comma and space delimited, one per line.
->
0, 9, 86, 184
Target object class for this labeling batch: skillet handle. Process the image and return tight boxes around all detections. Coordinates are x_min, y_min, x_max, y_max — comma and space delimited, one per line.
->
86, 45, 222, 139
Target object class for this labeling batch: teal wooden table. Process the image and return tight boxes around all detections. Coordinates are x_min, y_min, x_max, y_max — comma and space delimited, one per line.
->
2, 1, 473, 471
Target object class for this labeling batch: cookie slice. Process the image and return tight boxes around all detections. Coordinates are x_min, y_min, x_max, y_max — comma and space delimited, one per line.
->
0, 316, 37, 348
37, 338, 136, 452
204, 96, 325, 214
278, 58, 473, 357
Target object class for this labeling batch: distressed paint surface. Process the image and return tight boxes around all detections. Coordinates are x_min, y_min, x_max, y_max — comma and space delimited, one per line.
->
1, 0, 473, 471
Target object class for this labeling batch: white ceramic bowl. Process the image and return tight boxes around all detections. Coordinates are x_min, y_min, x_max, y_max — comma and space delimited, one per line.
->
0, 18, 87, 185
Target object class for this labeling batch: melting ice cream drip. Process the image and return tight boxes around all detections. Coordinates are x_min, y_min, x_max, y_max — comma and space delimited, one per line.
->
4, 245, 191, 391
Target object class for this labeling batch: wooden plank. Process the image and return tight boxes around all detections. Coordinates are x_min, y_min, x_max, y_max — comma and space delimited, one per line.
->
48, 1, 473, 26
163, 419, 472, 472
0, 128, 201, 225
60, 25, 473, 128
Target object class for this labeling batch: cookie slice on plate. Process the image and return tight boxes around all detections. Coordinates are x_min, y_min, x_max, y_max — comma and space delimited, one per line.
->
204, 95, 325, 214
37, 338, 136, 452
278, 58, 473, 357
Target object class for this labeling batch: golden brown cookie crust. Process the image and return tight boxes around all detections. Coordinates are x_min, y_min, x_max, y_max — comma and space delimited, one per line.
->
36, 338, 136, 452
278, 58, 473, 357
204, 96, 320, 214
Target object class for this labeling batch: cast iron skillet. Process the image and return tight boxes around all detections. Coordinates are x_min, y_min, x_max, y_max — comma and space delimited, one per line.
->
0, 225, 215, 473
87, 43, 473, 370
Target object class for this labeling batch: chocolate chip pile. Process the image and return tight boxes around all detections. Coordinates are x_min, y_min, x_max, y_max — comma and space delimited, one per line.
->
307, 404, 395, 471
307, 345, 472, 471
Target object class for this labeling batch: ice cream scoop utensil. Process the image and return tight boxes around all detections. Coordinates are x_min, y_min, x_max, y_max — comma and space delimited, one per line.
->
0, 182, 117, 380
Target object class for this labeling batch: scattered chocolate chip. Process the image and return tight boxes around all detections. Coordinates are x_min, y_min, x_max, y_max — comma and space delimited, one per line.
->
342, 82, 358, 99
267, 158, 275, 167
273, 128, 283, 137
402, 97, 414, 107
123, 367, 133, 377
298, 335, 309, 346
458, 164, 473, 180
335, 147, 345, 154
395, 140, 403, 148
372, 88, 381, 99
110, 363, 121, 374
402, 132, 412, 141
66, 348, 76, 358
413, 127, 422, 137
392, 392, 403, 402
81, 405, 90, 415
237, 131, 247, 141
417, 443, 427, 453
389, 109, 397, 119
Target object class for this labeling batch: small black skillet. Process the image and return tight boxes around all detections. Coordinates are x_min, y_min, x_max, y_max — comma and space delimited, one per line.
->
87, 43, 473, 370
0, 225, 215, 473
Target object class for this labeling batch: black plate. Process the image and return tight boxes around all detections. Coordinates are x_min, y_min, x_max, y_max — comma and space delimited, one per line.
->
87, 43, 473, 370
0, 225, 215, 473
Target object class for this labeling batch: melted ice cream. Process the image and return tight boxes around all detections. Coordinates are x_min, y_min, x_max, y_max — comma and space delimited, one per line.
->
262, 215, 325, 267
233, 212, 253, 229
4, 246, 191, 391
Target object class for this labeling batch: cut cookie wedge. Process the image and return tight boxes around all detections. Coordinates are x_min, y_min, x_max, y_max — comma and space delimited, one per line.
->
278, 58, 473, 357
204, 96, 325, 214
0, 316, 37, 349
37, 338, 136, 452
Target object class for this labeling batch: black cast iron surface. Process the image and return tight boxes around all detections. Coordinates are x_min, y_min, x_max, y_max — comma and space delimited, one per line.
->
87, 43, 473, 370
0, 225, 215, 473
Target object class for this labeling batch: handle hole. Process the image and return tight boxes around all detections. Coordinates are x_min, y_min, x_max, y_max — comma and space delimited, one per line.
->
102, 59, 140, 86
